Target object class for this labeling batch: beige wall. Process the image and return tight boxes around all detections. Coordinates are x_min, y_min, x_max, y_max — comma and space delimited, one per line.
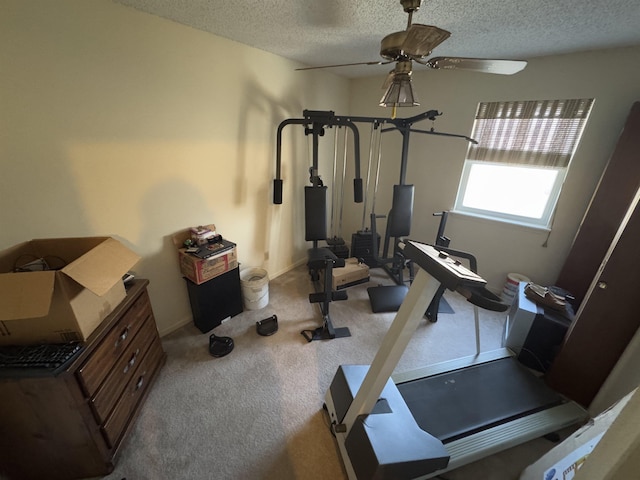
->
345, 47, 640, 291
0, 0, 349, 334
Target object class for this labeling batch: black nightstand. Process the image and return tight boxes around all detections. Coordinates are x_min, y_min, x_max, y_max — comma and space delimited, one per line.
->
184, 267, 243, 333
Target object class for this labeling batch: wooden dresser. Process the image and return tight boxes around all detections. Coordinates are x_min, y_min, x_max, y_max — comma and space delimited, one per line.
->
0, 279, 166, 480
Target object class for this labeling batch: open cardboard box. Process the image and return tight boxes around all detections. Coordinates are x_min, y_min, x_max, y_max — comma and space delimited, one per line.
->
0, 237, 140, 345
520, 387, 640, 480
172, 225, 238, 285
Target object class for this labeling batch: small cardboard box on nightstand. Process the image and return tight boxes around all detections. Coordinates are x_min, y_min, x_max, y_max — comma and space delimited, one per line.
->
172, 225, 238, 285
0, 236, 140, 346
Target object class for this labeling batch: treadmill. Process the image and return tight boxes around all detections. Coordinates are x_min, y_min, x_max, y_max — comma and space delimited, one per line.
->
324, 240, 587, 479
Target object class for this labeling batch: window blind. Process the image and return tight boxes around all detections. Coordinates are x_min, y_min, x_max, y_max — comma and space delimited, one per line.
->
467, 98, 594, 167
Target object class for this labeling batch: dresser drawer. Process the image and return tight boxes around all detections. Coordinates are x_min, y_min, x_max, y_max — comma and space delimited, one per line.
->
77, 291, 152, 396
90, 315, 158, 424
101, 337, 164, 448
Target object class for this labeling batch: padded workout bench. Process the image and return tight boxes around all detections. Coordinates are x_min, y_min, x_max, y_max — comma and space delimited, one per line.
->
304, 247, 350, 341
302, 183, 352, 341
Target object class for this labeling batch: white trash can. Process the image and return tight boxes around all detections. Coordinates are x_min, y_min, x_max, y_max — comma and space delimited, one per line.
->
503, 273, 530, 302
240, 267, 269, 310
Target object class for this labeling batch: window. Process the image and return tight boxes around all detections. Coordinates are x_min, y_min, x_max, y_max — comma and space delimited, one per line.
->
454, 98, 594, 229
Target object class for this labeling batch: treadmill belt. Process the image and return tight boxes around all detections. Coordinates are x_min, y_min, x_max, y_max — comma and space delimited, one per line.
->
397, 357, 564, 443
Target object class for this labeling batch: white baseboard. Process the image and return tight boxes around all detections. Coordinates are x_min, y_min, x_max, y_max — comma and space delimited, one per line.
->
266, 257, 307, 280
159, 314, 193, 338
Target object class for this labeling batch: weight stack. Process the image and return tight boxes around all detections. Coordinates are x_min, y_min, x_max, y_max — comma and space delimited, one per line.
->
351, 230, 380, 267
328, 243, 350, 259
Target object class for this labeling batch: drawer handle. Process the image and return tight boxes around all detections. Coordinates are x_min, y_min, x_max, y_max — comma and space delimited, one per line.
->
135, 375, 145, 391
123, 349, 140, 374
114, 325, 131, 348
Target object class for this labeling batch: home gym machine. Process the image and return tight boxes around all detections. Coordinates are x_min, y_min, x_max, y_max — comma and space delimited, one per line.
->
362, 114, 475, 316
323, 240, 588, 479
273, 110, 364, 341
273, 110, 476, 341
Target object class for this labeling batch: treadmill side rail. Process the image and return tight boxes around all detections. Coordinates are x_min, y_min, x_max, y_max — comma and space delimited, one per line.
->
415, 402, 588, 479
392, 348, 513, 384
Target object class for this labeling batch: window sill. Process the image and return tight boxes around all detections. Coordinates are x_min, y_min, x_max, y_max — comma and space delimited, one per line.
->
450, 210, 552, 232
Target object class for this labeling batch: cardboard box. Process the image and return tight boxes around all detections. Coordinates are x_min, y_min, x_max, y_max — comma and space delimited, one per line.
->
173, 226, 238, 285
0, 237, 140, 346
332, 257, 370, 290
520, 387, 640, 480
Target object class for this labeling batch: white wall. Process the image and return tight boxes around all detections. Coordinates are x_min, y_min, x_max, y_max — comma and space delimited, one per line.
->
344, 47, 640, 291
0, 0, 349, 334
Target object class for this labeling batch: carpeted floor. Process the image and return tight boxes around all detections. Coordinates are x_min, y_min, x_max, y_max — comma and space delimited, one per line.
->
99, 265, 573, 480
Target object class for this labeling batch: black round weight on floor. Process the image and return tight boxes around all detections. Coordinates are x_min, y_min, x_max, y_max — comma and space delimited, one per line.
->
209, 334, 234, 357
256, 315, 278, 336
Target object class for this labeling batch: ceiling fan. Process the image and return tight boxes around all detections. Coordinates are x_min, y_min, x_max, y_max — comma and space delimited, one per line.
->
297, 0, 527, 110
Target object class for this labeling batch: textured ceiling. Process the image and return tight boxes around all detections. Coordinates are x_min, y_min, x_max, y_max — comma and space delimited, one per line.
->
111, 0, 640, 78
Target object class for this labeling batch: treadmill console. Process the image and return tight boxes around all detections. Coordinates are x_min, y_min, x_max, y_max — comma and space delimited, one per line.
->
402, 241, 485, 289
402, 240, 509, 313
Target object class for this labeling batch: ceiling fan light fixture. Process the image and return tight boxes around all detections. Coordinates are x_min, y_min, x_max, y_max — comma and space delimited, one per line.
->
379, 73, 419, 108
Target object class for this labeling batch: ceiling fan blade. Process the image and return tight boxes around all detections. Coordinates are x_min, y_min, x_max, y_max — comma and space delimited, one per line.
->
426, 57, 528, 75
295, 60, 391, 71
402, 24, 451, 58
